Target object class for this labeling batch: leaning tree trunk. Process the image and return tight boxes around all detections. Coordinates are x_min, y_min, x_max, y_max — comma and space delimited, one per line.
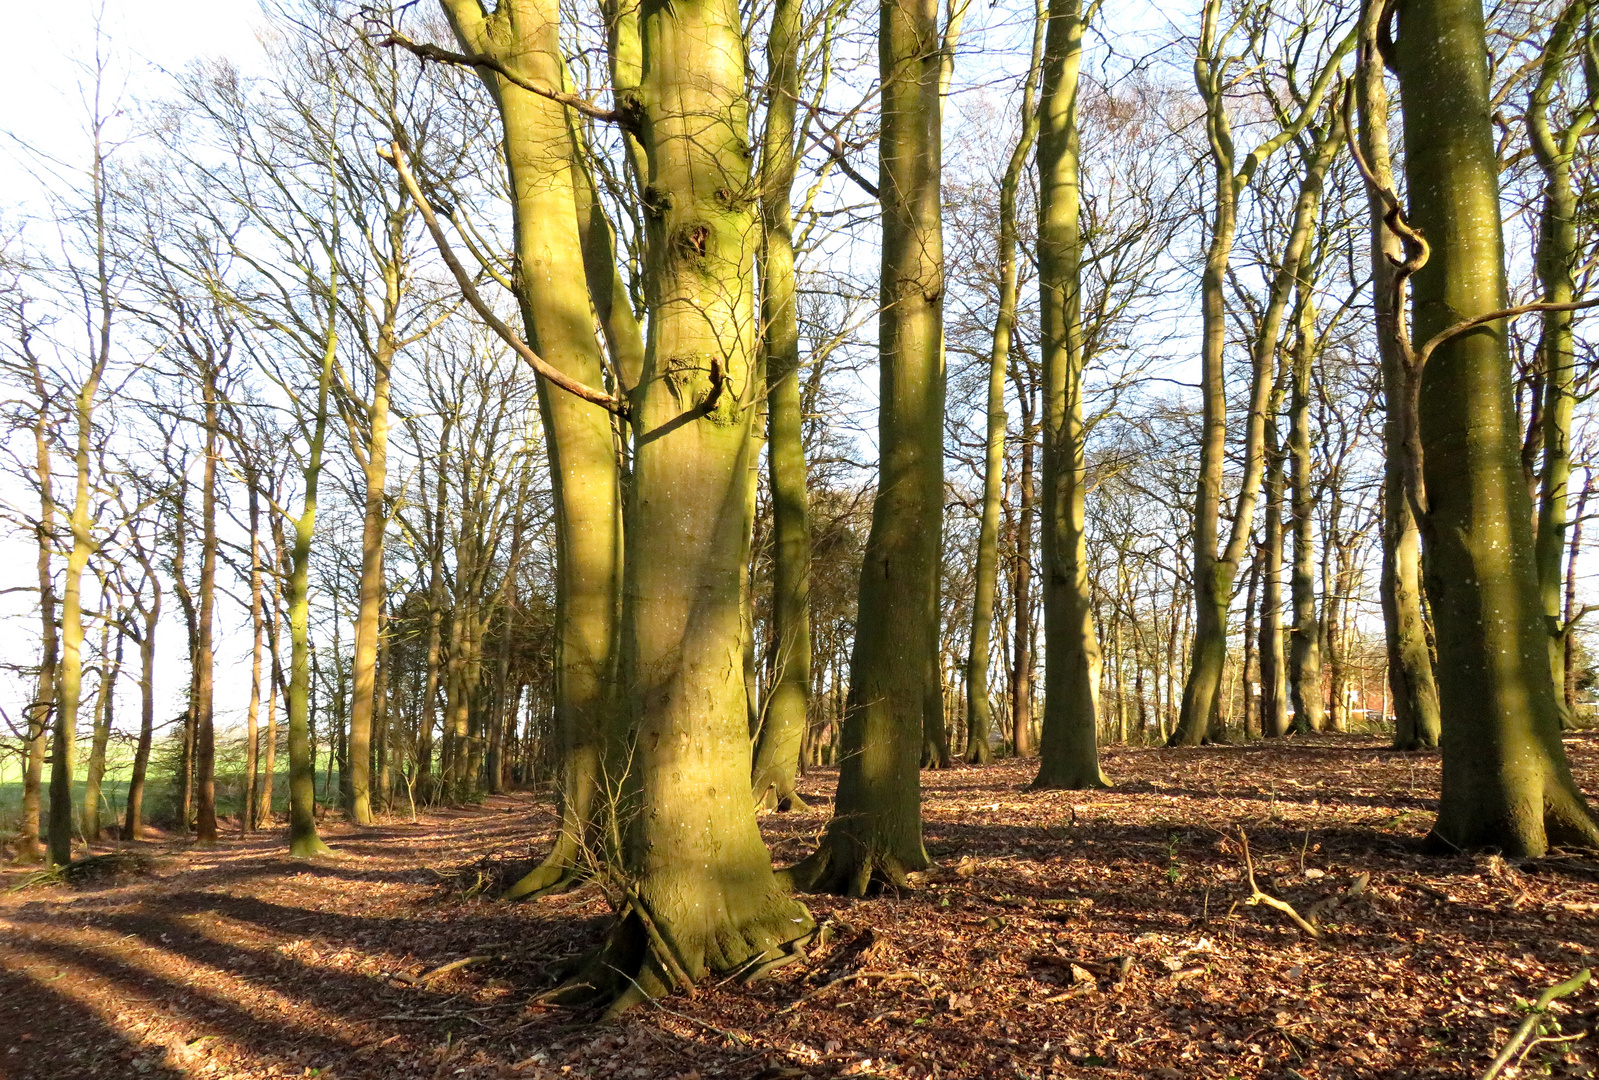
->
1395, 0, 1599, 854
124, 580, 158, 841
1358, 2, 1440, 750
550, 0, 814, 1011
784, 0, 942, 895
442, 0, 626, 897
1030, 0, 1106, 788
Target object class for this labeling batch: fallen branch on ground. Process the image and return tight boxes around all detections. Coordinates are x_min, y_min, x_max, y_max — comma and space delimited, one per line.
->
1481, 968, 1591, 1080
1235, 829, 1320, 938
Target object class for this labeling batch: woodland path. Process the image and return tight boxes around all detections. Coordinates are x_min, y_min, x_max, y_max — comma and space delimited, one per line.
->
4, 735, 1599, 1079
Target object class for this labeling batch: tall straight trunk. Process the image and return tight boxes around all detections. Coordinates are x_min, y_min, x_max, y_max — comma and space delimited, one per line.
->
1030, 0, 1103, 785
442, 0, 625, 894
1563, 476, 1592, 715
1012, 382, 1036, 756
286, 289, 338, 859
195, 363, 220, 845
261, 518, 287, 827
123, 577, 158, 841
551, 0, 814, 1011
245, 479, 264, 832
788, 0, 942, 895
375, 604, 392, 811
1530, 0, 1595, 726
1356, 5, 1440, 749
81, 616, 119, 841
1172, 8, 1351, 744
1288, 298, 1326, 734
347, 315, 394, 825
16, 379, 57, 865
1240, 556, 1259, 739
1259, 391, 1290, 737
1395, 0, 1599, 853
172, 484, 198, 831
970, 0, 1045, 767
417, 431, 448, 799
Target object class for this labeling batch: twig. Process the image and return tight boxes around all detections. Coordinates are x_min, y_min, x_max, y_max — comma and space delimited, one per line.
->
1481, 969, 1591, 1080
1237, 829, 1320, 938
775, 970, 929, 1015
407, 955, 494, 984
379, 34, 635, 131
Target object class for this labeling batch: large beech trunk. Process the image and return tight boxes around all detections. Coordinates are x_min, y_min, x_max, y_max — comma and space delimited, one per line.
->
549, 0, 813, 1011
1395, 0, 1599, 853
784, 0, 942, 894
442, 0, 626, 897
1030, 0, 1106, 788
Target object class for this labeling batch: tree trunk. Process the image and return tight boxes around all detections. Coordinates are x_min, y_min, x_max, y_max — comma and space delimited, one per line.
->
123, 582, 158, 842
1012, 381, 1036, 757
1259, 393, 1291, 738
442, 0, 626, 895
1029, 0, 1104, 780
195, 363, 220, 845
347, 320, 393, 825
1395, 0, 1599, 853
81, 615, 119, 842
1356, 5, 1440, 750
245, 478, 264, 832
1530, 0, 1594, 728
16, 384, 57, 865
785, 0, 942, 894
551, 0, 814, 1010
1288, 299, 1326, 734
969, 0, 1044, 769
286, 307, 337, 859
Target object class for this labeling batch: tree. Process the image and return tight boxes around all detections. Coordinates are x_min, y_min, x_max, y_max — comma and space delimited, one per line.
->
1170, 0, 1352, 745
785, 0, 944, 894
1393, 0, 1599, 853
1030, 0, 1107, 787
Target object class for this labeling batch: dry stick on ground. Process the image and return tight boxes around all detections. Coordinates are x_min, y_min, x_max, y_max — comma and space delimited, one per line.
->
1481, 968, 1591, 1080
1236, 829, 1320, 938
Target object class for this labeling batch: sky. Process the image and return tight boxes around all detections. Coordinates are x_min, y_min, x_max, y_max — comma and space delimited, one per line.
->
1, 1, 266, 212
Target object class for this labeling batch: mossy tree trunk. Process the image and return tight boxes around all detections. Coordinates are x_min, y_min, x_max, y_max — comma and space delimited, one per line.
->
750, 0, 814, 809
784, 0, 942, 894
554, 0, 814, 1010
1287, 297, 1326, 735
1030, 0, 1106, 787
1395, 0, 1599, 853
16, 369, 57, 866
442, 0, 627, 896
969, 0, 1045, 769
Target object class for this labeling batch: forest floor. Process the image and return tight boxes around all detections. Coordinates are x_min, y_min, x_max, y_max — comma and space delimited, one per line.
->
4, 734, 1599, 1080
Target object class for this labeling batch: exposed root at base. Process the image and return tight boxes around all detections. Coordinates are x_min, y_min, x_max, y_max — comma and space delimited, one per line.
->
779, 839, 929, 897
533, 889, 817, 1021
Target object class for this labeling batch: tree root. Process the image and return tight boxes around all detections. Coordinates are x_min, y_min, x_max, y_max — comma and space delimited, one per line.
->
534, 886, 815, 1020
778, 839, 926, 897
